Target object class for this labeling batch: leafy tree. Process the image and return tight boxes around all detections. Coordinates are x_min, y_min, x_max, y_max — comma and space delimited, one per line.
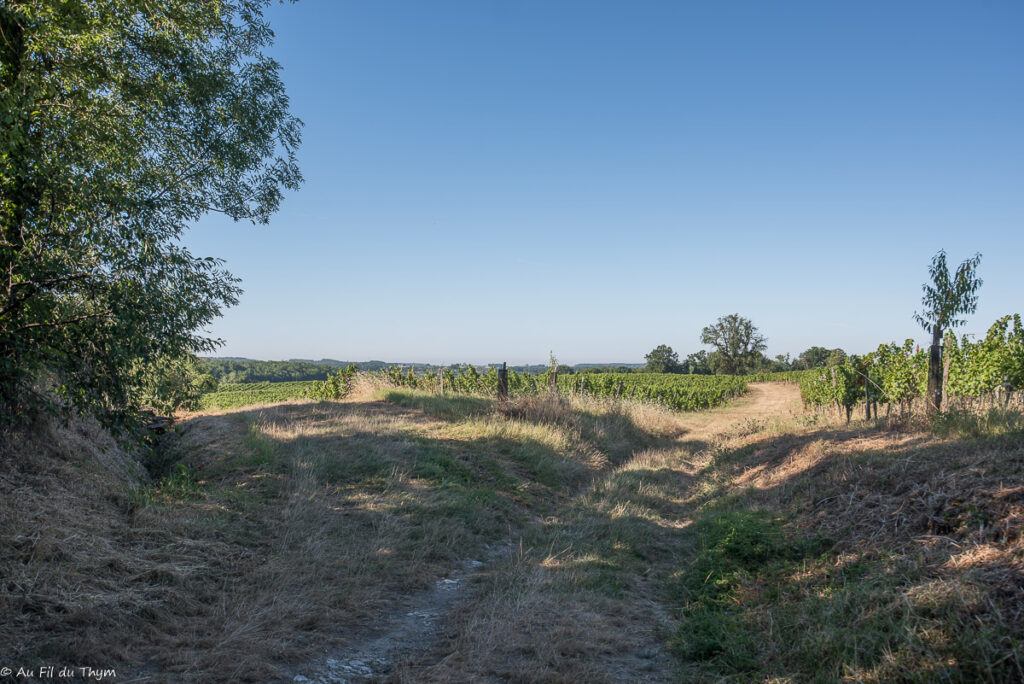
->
132, 355, 218, 415
645, 344, 681, 373
700, 314, 767, 375
797, 346, 829, 368
913, 250, 983, 412
793, 346, 847, 370
1, 1, 302, 425
683, 350, 712, 375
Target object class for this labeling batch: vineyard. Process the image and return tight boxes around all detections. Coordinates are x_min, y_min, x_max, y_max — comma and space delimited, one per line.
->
363, 366, 757, 411
198, 366, 770, 412
198, 381, 320, 410
197, 318, 1024, 419
799, 314, 1024, 417
198, 319, 1024, 419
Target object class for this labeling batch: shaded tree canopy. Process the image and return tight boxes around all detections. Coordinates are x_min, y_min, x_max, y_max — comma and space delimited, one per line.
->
795, 346, 847, 370
700, 314, 767, 375
1, 1, 302, 424
683, 350, 712, 375
645, 344, 681, 373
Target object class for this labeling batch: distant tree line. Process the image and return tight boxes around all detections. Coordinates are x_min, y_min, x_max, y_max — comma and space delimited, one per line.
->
640, 314, 848, 376
200, 359, 395, 383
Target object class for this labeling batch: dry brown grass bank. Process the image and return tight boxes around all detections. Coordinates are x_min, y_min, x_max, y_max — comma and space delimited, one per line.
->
5, 382, 1021, 682
0, 386, 690, 681
671, 401, 1024, 682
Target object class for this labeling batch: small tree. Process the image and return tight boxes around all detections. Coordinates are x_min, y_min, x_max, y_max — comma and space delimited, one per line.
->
700, 314, 767, 375
645, 344, 681, 373
913, 250, 982, 413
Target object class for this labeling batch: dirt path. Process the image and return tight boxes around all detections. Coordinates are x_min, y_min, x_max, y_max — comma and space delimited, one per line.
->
672, 381, 803, 437
293, 553, 503, 683
288, 383, 802, 683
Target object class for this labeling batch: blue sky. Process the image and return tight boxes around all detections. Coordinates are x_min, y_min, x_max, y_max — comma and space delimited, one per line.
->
185, 0, 1023, 365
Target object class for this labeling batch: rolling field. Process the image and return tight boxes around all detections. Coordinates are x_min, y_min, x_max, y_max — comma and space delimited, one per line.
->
198, 381, 319, 410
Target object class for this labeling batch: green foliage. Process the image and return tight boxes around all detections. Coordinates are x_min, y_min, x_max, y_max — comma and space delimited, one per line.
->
199, 358, 402, 383
374, 368, 745, 411
202, 359, 335, 383
700, 314, 768, 375
199, 381, 319, 410
798, 360, 866, 411
131, 463, 203, 506
0, 1, 301, 426
199, 364, 358, 410
945, 314, 1024, 397
645, 344, 681, 373
799, 315, 1024, 410
559, 372, 748, 410
196, 366, 811, 415
576, 365, 642, 374
683, 350, 713, 374
795, 346, 847, 370
741, 369, 813, 383
305, 364, 358, 400
871, 339, 924, 404
670, 510, 826, 670
376, 365, 748, 412
130, 354, 218, 414
914, 250, 983, 335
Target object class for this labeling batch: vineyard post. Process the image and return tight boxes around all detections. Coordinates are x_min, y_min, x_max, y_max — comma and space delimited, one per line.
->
864, 373, 870, 421
830, 367, 839, 420
497, 362, 509, 402
1000, 376, 1013, 408
549, 369, 558, 395
616, 380, 623, 399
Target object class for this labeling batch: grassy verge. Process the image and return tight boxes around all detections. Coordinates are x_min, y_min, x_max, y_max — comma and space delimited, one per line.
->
668, 410, 1024, 682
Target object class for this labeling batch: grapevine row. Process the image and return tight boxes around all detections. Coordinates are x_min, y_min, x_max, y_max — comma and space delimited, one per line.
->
799, 314, 1024, 414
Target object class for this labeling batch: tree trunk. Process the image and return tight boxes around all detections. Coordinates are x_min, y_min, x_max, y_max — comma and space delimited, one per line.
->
926, 324, 943, 415
941, 347, 951, 409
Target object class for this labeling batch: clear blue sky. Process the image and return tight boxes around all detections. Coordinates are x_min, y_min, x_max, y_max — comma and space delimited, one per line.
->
185, 0, 1023, 365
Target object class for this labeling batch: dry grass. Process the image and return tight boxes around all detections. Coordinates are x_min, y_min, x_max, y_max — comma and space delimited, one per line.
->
671, 398, 1024, 681
0, 385, 689, 681
6, 381, 1021, 682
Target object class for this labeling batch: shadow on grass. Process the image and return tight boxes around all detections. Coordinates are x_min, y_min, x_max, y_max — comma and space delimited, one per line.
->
381, 390, 494, 421
669, 415, 1024, 682
380, 389, 689, 468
